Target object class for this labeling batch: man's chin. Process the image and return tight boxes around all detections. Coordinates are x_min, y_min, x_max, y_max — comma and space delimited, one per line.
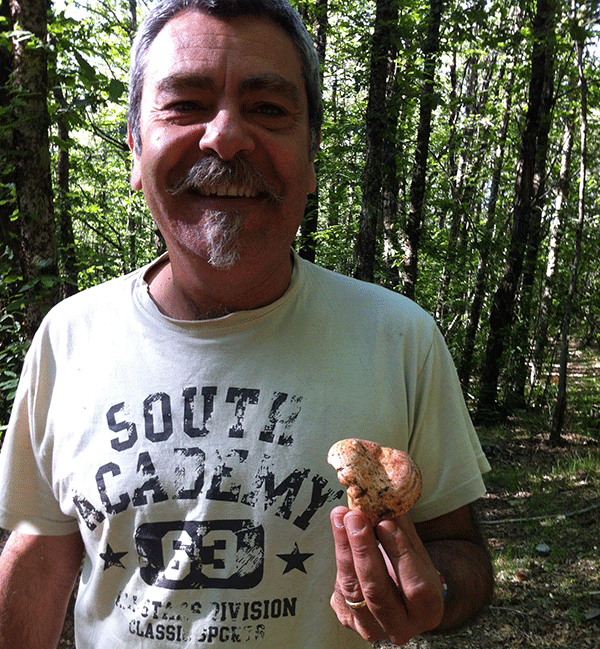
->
203, 210, 246, 271
207, 248, 242, 271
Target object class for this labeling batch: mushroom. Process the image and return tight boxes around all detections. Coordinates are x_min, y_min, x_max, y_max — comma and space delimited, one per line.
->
327, 438, 422, 526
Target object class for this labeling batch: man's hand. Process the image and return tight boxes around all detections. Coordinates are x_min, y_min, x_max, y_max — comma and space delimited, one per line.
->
330, 507, 444, 645
330, 504, 493, 646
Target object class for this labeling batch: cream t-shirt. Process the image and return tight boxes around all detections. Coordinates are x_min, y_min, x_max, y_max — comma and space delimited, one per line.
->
0, 253, 490, 648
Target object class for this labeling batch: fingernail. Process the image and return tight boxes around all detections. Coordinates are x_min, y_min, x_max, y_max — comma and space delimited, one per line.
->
344, 512, 366, 533
331, 509, 345, 529
376, 519, 397, 541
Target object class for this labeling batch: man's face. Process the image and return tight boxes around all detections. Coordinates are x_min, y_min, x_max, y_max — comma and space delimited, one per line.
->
130, 11, 317, 271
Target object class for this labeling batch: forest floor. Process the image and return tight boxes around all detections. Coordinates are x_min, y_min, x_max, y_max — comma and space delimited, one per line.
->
2, 348, 599, 649
400, 344, 600, 649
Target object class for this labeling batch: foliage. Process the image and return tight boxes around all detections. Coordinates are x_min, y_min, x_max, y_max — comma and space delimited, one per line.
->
1, 0, 600, 439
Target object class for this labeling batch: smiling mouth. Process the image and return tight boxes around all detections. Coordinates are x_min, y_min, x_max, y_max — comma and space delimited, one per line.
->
190, 184, 260, 198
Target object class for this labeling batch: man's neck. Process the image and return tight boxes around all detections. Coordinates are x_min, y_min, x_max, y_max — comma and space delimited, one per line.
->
145, 251, 294, 321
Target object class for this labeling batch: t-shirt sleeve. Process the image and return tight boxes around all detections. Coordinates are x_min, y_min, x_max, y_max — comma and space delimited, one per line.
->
0, 337, 79, 536
407, 322, 491, 523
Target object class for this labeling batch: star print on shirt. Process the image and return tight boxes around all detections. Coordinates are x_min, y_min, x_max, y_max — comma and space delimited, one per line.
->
100, 544, 128, 571
276, 542, 314, 574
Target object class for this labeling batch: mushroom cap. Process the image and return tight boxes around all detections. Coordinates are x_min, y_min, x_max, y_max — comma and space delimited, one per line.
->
327, 438, 422, 526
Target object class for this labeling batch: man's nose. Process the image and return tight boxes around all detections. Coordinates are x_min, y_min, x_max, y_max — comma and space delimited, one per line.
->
199, 109, 255, 160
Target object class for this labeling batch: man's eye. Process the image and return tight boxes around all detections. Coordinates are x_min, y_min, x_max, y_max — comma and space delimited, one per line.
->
168, 101, 208, 112
252, 103, 286, 117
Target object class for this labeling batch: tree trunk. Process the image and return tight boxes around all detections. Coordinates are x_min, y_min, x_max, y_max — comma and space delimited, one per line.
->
475, 0, 556, 422
354, 0, 399, 283
381, 26, 404, 287
457, 66, 515, 391
53, 88, 78, 299
10, 0, 58, 340
550, 38, 587, 445
401, 0, 442, 299
126, 0, 138, 271
509, 36, 555, 406
298, 0, 327, 263
530, 118, 574, 395
0, 0, 17, 260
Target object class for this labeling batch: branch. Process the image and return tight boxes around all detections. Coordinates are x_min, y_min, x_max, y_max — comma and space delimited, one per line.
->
481, 502, 599, 525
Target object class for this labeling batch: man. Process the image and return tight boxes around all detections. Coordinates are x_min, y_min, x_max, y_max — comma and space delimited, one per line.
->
0, 0, 493, 647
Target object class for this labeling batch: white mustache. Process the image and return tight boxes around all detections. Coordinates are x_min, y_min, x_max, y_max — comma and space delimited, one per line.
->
169, 156, 283, 206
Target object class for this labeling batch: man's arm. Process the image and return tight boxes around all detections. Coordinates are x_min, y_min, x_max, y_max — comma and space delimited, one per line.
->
0, 531, 84, 649
416, 504, 493, 630
330, 503, 493, 646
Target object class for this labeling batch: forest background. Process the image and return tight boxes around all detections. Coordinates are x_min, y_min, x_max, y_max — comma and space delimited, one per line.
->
1, 0, 599, 445
3, 2, 600, 646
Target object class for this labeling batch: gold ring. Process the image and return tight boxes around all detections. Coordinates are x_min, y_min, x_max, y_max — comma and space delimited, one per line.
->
345, 598, 367, 610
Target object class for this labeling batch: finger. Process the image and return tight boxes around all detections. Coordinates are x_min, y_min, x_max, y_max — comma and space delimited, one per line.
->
376, 516, 444, 630
330, 507, 365, 606
330, 508, 372, 637
344, 511, 407, 633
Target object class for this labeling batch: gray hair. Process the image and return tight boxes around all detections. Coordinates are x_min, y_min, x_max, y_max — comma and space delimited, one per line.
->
128, 0, 322, 158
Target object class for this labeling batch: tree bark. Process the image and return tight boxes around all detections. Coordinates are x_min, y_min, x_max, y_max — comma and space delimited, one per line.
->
458, 66, 516, 391
10, 0, 58, 340
509, 35, 555, 406
401, 0, 442, 299
354, 0, 399, 283
53, 88, 78, 299
475, 0, 556, 422
0, 0, 17, 260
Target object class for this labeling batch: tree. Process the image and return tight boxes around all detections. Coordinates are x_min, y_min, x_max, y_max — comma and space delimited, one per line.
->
457, 66, 517, 391
297, 0, 328, 263
529, 116, 574, 395
476, 0, 557, 421
401, 0, 442, 299
354, 0, 400, 282
10, 0, 59, 340
551, 27, 588, 444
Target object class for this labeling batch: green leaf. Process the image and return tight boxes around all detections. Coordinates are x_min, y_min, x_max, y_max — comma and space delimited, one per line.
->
107, 79, 127, 102
74, 50, 97, 83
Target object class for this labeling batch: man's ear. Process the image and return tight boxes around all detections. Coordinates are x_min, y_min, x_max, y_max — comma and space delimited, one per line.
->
127, 124, 143, 191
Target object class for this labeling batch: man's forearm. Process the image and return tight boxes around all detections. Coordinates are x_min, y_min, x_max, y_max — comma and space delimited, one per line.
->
0, 532, 83, 649
425, 538, 494, 630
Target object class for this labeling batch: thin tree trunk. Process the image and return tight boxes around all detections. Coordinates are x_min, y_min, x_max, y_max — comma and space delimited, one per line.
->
381, 69, 400, 287
475, 0, 556, 422
510, 37, 555, 405
0, 0, 17, 261
550, 38, 587, 445
401, 0, 442, 299
299, 0, 327, 263
530, 117, 574, 395
10, 0, 58, 340
126, 0, 138, 271
53, 88, 78, 298
457, 66, 515, 391
354, 0, 399, 283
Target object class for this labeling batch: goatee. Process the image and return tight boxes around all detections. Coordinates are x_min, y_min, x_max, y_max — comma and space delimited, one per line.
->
203, 210, 245, 270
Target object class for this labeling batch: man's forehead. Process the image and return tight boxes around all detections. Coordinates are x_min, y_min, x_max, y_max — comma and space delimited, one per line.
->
146, 11, 301, 78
